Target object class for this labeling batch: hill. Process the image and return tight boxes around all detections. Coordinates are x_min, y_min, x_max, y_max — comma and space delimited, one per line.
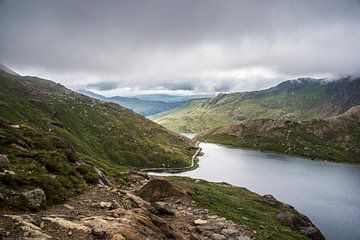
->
0, 70, 195, 207
153, 77, 360, 133
195, 106, 360, 164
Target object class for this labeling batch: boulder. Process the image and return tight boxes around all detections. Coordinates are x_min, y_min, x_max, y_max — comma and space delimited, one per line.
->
21, 188, 46, 209
0, 154, 10, 164
135, 178, 194, 204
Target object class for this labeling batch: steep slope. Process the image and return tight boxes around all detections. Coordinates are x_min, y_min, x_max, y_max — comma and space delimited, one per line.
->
0, 70, 195, 207
153, 77, 360, 133
196, 106, 360, 164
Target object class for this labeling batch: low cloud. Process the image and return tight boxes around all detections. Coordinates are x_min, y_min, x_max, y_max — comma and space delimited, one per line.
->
1, 0, 359, 94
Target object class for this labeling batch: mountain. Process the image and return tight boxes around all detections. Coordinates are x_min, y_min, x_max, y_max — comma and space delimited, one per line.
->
0, 69, 195, 207
107, 96, 186, 116
195, 106, 360, 164
134, 93, 212, 102
76, 89, 107, 100
0, 62, 19, 76
77, 90, 190, 116
153, 77, 360, 133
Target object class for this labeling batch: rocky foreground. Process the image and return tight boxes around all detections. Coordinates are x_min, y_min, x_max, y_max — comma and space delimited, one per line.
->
0, 171, 324, 240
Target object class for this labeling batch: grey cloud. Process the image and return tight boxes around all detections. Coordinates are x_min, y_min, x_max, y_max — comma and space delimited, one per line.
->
87, 82, 119, 91
0, 0, 359, 93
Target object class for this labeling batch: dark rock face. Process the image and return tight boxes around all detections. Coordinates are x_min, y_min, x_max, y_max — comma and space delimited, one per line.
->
21, 188, 46, 209
276, 212, 325, 240
263, 194, 325, 240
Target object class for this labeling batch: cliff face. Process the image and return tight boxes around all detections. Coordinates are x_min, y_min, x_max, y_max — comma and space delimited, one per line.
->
196, 106, 360, 164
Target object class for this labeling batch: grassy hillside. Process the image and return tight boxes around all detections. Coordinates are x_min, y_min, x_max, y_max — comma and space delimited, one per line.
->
153, 77, 360, 133
173, 177, 314, 240
196, 106, 360, 164
0, 70, 195, 208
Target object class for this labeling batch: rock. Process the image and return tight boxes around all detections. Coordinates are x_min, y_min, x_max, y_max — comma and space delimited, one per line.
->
39, 222, 45, 228
276, 212, 325, 240
210, 233, 226, 240
63, 204, 75, 210
99, 201, 112, 208
0, 154, 9, 164
236, 237, 251, 240
135, 178, 194, 204
194, 219, 208, 225
21, 188, 46, 209
68, 231, 73, 236
153, 201, 176, 215
91, 228, 107, 239
221, 228, 238, 236
5, 215, 51, 239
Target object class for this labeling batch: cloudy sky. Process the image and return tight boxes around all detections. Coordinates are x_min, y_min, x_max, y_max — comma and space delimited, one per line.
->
1, 0, 360, 96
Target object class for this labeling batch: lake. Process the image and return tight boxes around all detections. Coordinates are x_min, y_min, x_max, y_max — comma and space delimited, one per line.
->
153, 136, 360, 240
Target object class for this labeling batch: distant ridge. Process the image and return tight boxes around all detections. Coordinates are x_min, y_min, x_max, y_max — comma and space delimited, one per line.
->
153, 76, 360, 133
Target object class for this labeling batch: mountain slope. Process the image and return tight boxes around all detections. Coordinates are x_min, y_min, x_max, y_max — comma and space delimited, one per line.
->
0, 70, 195, 207
77, 90, 189, 116
0, 62, 19, 76
153, 77, 360, 133
196, 106, 360, 164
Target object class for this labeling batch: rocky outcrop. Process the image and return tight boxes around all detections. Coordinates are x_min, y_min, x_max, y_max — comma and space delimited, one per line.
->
21, 188, 46, 209
263, 194, 325, 240
0, 173, 254, 239
135, 178, 194, 204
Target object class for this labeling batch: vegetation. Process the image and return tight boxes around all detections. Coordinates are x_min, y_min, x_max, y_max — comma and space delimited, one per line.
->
153, 77, 360, 133
173, 177, 308, 240
196, 107, 360, 164
0, 70, 195, 208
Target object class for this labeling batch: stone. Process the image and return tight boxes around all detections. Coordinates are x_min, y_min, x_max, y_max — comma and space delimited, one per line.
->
194, 219, 208, 225
153, 201, 176, 215
221, 228, 238, 236
23, 231, 30, 237
39, 222, 45, 228
22, 188, 46, 209
99, 201, 112, 208
0, 154, 9, 164
210, 233, 226, 240
68, 231, 73, 236
63, 204, 75, 210
237, 237, 251, 240
91, 228, 107, 239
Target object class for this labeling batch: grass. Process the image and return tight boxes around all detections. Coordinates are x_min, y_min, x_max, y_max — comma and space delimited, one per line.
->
172, 177, 308, 240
